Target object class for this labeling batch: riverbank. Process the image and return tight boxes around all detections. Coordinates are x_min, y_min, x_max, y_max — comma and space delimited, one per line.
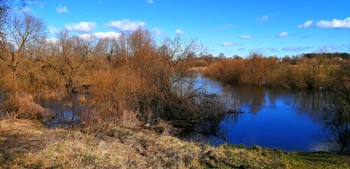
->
0, 119, 349, 168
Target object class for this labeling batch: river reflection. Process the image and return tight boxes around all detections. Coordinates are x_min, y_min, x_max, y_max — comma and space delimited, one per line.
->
221, 86, 325, 123
193, 75, 348, 152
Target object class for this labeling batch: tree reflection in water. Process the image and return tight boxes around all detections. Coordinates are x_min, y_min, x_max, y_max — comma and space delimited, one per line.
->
182, 75, 350, 152
323, 93, 350, 153
221, 85, 326, 122
322, 61, 350, 153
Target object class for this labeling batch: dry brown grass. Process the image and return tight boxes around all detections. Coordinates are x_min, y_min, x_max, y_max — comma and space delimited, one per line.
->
0, 119, 205, 168
1, 119, 349, 168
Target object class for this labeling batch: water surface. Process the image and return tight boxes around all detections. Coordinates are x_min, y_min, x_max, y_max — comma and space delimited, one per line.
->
38, 75, 347, 152
194, 75, 341, 152
39, 97, 80, 128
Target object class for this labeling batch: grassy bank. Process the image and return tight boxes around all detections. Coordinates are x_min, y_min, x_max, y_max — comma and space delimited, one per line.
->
1, 119, 349, 169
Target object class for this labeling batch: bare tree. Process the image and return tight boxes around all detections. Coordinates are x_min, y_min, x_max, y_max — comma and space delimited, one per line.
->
0, 0, 10, 29
0, 0, 26, 32
0, 12, 45, 92
39, 30, 94, 97
38, 30, 95, 121
158, 35, 205, 98
94, 37, 118, 66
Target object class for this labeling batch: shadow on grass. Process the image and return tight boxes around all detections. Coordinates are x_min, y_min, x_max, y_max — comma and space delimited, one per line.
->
0, 119, 52, 167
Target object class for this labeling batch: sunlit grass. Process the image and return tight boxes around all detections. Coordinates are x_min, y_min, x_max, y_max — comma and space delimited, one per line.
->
1, 119, 349, 168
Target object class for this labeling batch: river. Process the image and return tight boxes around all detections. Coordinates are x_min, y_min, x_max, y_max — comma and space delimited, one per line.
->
191, 74, 345, 152
39, 74, 348, 152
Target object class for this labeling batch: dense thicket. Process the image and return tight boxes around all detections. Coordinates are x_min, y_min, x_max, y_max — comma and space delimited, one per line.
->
0, 9, 225, 128
204, 52, 346, 89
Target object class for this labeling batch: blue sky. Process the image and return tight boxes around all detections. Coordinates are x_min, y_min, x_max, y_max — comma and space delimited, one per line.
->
26, 0, 350, 57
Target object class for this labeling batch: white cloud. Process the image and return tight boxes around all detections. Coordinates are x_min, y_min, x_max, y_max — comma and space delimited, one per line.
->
222, 42, 234, 47
316, 17, 350, 28
147, 0, 154, 4
240, 35, 252, 39
56, 6, 68, 13
107, 19, 145, 31
175, 29, 184, 35
222, 24, 233, 29
79, 31, 121, 40
65, 22, 96, 33
94, 32, 121, 39
78, 34, 94, 41
277, 32, 288, 38
46, 37, 58, 43
222, 42, 242, 47
256, 15, 269, 23
298, 20, 313, 29
298, 18, 350, 29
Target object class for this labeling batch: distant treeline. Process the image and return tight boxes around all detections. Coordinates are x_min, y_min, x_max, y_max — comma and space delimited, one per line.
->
302, 52, 350, 60
189, 52, 350, 67
203, 52, 349, 90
